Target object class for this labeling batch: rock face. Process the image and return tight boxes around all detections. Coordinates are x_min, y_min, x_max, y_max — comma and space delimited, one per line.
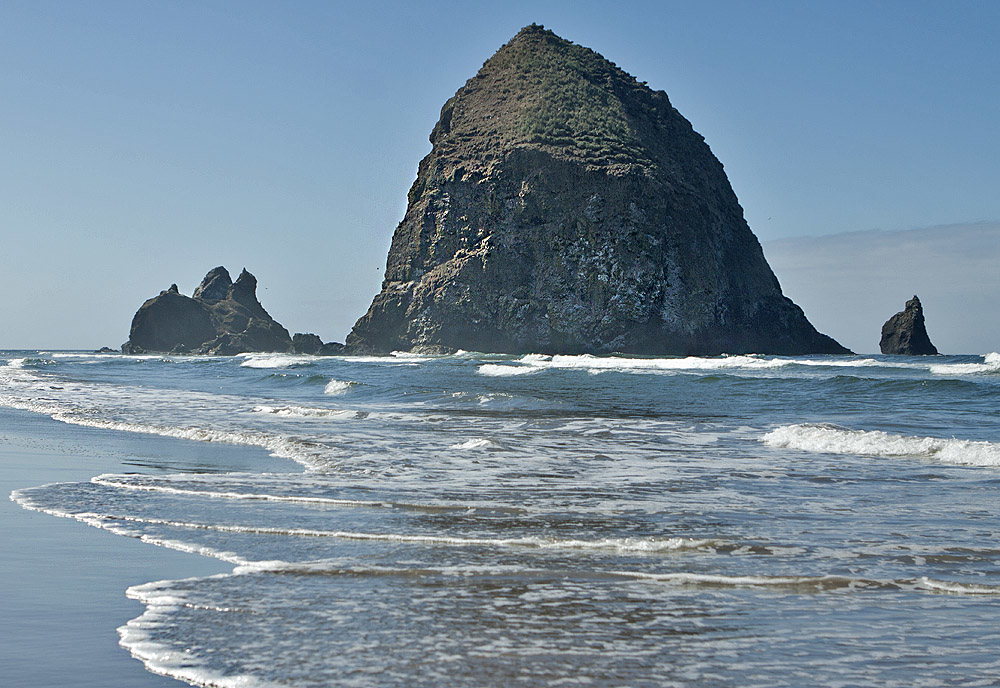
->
346, 25, 849, 356
122, 267, 293, 354
290, 333, 346, 356
880, 295, 938, 355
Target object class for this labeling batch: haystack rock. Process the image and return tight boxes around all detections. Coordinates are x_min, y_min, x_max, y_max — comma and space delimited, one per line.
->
880, 295, 938, 355
346, 24, 849, 356
122, 267, 293, 355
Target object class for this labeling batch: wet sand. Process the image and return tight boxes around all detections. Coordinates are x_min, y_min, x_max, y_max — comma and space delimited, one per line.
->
1, 407, 287, 688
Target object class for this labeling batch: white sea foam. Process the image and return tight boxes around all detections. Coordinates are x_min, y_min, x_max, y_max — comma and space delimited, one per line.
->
239, 353, 315, 369
547, 354, 791, 371
477, 363, 542, 377
450, 438, 504, 450
918, 577, 1000, 595
251, 404, 361, 420
38, 407, 326, 468
323, 379, 353, 395
91, 474, 392, 509
121, 581, 273, 688
10, 488, 251, 564
35, 509, 717, 554
615, 570, 878, 590
477, 353, 923, 377
611, 571, 1000, 594
762, 423, 1000, 467
929, 352, 1000, 376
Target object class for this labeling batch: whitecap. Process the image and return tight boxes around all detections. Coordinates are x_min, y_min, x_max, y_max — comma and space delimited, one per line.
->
251, 404, 362, 420
239, 353, 314, 369
929, 352, 1000, 376
918, 577, 1000, 595
545, 353, 792, 371
477, 363, 542, 377
450, 438, 503, 450
323, 379, 354, 395
762, 423, 1000, 467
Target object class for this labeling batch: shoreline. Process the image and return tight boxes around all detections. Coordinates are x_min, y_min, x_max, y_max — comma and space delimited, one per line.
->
1, 406, 292, 688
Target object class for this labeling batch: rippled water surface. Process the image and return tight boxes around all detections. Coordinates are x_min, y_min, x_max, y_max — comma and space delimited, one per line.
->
3, 350, 1000, 686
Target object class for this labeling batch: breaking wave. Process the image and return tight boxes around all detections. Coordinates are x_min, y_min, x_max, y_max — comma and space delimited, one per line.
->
322, 379, 354, 395
250, 404, 365, 420
762, 423, 1000, 467
239, 353, 316, 369
929, 352, 1000, 376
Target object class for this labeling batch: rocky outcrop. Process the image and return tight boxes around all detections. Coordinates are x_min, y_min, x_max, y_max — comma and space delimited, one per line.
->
880, 295, 938, 355
346, 25, 848, 356
291, 333, 324, 355
290, 333, 346, 355
122, 267, 293, 355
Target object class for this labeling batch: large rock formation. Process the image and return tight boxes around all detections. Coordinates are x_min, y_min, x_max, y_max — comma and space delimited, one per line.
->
346, 24, 849, 356
880, 295, 938, 355
122, 267, 293, 354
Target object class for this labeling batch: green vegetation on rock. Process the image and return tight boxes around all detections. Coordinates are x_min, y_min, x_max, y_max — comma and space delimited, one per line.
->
347, 25, 849, 356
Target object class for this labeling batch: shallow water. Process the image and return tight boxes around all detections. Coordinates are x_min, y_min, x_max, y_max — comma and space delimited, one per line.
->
4, 349, 1000, 686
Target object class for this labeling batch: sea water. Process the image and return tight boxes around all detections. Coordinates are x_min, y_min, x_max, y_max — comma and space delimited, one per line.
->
3, 349, 999, 687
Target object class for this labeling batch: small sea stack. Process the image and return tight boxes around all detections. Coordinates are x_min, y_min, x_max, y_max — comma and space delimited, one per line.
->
347, 24, 848, 356
879, 295, 939, 355
122, 267, 293, 354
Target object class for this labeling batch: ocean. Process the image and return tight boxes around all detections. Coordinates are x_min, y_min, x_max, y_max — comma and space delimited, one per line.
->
3, 349, 1000, 687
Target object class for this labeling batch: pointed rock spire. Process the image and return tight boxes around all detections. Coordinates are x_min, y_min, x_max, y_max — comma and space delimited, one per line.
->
880, 295, 939, 355
192, 266, 232, 301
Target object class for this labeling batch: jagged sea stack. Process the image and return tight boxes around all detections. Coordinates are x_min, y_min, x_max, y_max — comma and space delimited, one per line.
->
347, 25, 849, 355
122, 267, 293, 354
880, 295, 938, 355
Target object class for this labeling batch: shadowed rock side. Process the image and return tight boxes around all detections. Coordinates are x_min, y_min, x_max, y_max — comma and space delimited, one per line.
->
880, 295, 939, 355
122, 267, 293, 355
346, 24, 848, 356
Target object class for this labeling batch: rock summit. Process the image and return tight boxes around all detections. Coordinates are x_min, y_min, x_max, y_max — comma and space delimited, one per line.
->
122, 267, 292, 354
347, 24, 848, 355
880, 295, 938, 355
122, 267, 342, 355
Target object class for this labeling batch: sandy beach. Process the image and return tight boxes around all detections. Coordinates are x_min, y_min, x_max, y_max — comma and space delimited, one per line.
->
1, 406, 287, 688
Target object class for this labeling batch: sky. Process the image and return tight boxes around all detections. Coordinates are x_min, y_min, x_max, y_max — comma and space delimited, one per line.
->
764, 223, 1000, 354
1, 0, 998, 351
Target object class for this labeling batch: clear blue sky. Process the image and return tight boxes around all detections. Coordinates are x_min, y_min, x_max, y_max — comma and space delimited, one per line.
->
2, 0, 998, 350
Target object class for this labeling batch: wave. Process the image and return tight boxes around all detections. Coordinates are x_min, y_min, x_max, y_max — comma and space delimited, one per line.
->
127, 556, 1000, 599
3, 357, 60, 369
929, 352, 1000, 376
12, 498, 719, 554
250, 404, 365, 420
477, 363, 543, 377
762, 423, 1000, 467
120, 583, 270, 688
88, 474, 445, 511
612, 570, 1000, 595
917, 577, 1000, 595
323, 379, 355, 395
239, 353, 316, 369
450, 438, 505, 450
0, 394, 328, 469
474, 353, 939, 378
